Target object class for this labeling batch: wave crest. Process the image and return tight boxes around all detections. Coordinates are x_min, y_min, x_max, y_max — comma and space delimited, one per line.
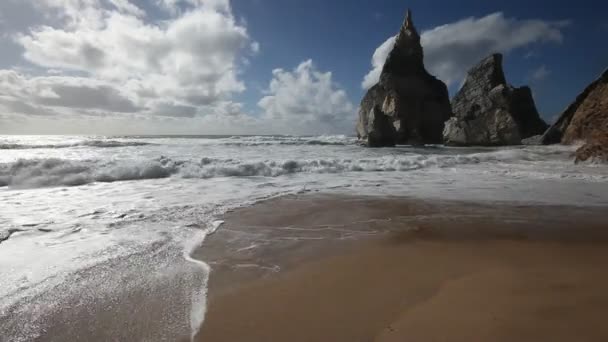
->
1, 147, 603, 189
0, 158, 175, 188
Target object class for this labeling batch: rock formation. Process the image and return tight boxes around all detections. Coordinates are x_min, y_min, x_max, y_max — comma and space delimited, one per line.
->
443, 54, 548, 146
541, 68, 608, 163
542, 68, 608, 147
356, 10, 452, 147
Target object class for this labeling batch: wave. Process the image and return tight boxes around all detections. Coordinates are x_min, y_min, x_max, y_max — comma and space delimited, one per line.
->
2, 147, 604, 189
0, 135, 354, 150
0, 140, 153, 150
0, 158, 175, 188
217, 135, 357, 147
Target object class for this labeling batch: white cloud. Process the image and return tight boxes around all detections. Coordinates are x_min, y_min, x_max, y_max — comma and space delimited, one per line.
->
361, 36, 396, 90
18, 0, 253, 105
258, 60, 355, 135
1, 0, 258, 126
158, 0, 232, 14
362, 12, 569, 89
0, 1, 353, 135
108, 0, 146, 17
0, 70, 140, 114
530, 65, 550, 82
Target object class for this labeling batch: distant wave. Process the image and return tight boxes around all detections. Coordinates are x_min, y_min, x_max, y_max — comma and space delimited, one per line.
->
2, 147, 605, 189
218, 135, 357, 147
0, 140, 153, 150
0, 136, 354, 150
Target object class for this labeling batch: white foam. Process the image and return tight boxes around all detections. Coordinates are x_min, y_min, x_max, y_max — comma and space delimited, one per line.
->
2, 144, 605, 189
183, 229, 211, 342
0, 140, 152, 150
183, 219, 224, 341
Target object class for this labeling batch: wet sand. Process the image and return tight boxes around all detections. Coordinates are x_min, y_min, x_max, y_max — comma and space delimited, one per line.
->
196, 195, 608, 342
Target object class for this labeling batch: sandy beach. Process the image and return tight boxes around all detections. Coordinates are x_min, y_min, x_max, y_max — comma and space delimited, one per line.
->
196, 194, 608, 342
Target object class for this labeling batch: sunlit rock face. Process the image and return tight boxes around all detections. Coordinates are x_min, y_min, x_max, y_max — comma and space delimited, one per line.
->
356, 10, 452, 147
543, 69, 608, 146
539, 67, 608, 163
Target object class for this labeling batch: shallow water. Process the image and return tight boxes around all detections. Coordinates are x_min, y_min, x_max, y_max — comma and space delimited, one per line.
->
1, 135, 607, 341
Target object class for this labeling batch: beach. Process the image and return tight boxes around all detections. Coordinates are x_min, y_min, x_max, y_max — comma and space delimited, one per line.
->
2, 136, 608, 342
1, 0, 607, 340
197, 194, 608, 342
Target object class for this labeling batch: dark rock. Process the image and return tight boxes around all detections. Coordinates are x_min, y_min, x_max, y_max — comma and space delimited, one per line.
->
443, 54, 548, 146
356, 84, 396, 147
542, 68, 608, 145
356, 10, 452, 147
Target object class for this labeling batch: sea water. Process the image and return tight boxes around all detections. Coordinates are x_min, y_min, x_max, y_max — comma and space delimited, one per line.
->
1, 135, 607, 341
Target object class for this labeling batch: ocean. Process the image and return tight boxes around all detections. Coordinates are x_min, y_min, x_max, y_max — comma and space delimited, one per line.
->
1, 135, 607, 341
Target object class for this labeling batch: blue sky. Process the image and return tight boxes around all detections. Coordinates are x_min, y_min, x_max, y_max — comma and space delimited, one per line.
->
0, 0, 606, 134
231, 0, 607, 118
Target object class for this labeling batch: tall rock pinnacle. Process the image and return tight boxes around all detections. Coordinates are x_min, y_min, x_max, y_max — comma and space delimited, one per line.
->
357, 10, 452, 147
400, 9, 419, 39
381, 9, 424, 77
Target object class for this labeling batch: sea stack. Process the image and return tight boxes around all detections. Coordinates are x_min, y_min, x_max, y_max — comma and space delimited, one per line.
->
356, 10, 452, 147
443, 53, 548, 146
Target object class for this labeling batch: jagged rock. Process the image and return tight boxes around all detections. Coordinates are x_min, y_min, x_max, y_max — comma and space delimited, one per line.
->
443, 54, 548, 146
444, 109, 521, 146
542, 69, 608, 145
356, 10, 452, 147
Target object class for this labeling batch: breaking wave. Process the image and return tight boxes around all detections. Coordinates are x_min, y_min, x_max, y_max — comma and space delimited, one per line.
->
0, 158, 174, 188
0, 140, 153, 150
2, 147, 605, 189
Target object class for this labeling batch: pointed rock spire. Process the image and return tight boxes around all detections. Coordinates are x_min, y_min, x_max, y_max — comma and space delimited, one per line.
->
397, 8, 420, 42
357, 8, 452, 147
382, 9, 424, 77
403, 9, 417, 35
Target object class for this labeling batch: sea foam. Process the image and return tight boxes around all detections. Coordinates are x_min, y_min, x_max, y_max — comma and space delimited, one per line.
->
0, 140, 153, 150
1, 145, 606, 189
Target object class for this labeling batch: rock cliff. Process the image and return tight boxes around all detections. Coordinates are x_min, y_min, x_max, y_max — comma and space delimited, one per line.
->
542, 69, 608, 146
541, 68, 608, 163
356, 10, 452, 147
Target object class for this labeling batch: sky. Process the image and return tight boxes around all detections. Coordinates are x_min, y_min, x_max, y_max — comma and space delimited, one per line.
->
0, 0, 606, 135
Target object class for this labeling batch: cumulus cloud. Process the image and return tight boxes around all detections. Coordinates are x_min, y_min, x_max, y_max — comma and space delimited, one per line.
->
258, 60, 355, 135
1, 0, 257, 124
362, 12, 569, 89
0, 70, 139, 114
1, 0, 356, 135
361, 36, 396, 91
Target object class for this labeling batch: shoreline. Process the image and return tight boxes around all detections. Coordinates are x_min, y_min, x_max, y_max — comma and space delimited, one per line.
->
195, 194, 608, 341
